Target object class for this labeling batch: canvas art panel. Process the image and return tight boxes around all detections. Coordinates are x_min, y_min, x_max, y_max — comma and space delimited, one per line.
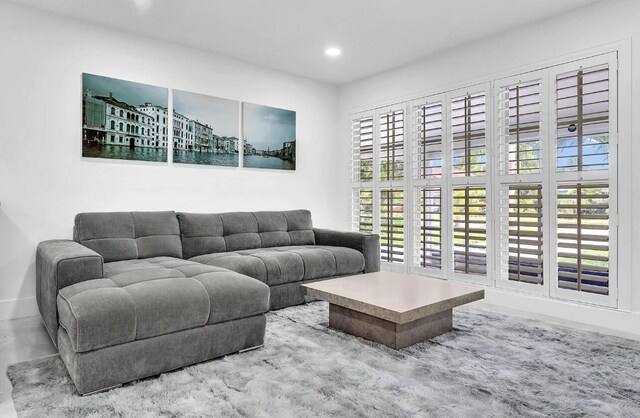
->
172, 90, 240, 167
242, 102, 296, 170
82, 73, 169, 162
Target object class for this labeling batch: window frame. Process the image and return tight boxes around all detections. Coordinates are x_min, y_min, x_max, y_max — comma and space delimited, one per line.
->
548, 53, 618, 308
348, 47, 625, 310
350, 104, 408, 272
410, 94, 448, 278
447, 83, 493, 285
493, 70, 551, 296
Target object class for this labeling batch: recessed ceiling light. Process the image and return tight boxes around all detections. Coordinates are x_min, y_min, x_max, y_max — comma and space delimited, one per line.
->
324, 47, 342, 57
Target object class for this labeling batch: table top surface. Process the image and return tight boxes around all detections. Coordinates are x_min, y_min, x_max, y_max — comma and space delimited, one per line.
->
302, 272, 484, 324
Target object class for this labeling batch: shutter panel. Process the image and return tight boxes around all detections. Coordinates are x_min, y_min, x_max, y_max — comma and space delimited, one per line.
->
380, 188, 404, 263
380, 110, 404, 181
500, 185, 544, 284
451, 92, 486, 177
352, 188, 373, 233
416, 187, 442, 269
498, 80, 542, 175
557, 183, 609, 294
453, 186, 487, 275
351, 116, 374, 182
413, 101, 443, 179
556, 64, 609, 172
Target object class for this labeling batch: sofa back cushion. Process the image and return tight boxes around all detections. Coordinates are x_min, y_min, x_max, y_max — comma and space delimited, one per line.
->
74, 211, 182, 262
178, 209, 315, 259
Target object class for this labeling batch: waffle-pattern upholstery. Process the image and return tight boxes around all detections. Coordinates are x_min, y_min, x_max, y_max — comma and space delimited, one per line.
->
178, 210, 316, 259
190, 245, 365, 286
37, 209, 380, 394
74, 211, 183, 262
57, 257, 269, 353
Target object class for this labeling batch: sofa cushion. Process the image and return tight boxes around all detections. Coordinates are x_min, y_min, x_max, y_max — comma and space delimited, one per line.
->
286, 248, 337, 280
57, 257, 269, 353
74, 211, 182, 262
190, 253, 268, 283
74, 212, 138, 262
196, 271, 272, 324
178, 210, 316, 259
191, 245, 365, 284
314, 246, 367, 276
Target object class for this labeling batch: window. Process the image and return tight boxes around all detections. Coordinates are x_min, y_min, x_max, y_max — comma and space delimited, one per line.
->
351, 117, 374, 182
556, 183, 609, 294
495, 73, 546, 291
110, 120, 115, 130
379, 110, 404, 181
415, 102, 443, 179
351, 106, 406, 268
416, 187, 442, 269
556, 64, 609, 172
498, 79, 542, 175
500, 185, 543, 284
411, 96, 446, 273
349, 51, 618, 307
380, 188, 404, 263
452, 187, 487, 275
550, 53, 616, 306
451, 92, 486, 177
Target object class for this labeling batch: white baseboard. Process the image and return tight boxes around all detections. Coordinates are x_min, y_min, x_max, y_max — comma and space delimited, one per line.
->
479, 288, 640, 341
0, 297, 39, 321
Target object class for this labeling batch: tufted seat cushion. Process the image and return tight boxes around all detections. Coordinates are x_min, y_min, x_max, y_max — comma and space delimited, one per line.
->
190, 246, 365, 285
57, 257, 269, 353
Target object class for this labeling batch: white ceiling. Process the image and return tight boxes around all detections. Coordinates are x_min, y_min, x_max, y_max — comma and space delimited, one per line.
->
10, 0, 602, 85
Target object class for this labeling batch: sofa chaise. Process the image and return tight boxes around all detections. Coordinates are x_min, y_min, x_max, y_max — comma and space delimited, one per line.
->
36, 209, 379, 394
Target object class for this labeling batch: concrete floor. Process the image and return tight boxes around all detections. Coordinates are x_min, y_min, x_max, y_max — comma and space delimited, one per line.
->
0, 315, 56, 417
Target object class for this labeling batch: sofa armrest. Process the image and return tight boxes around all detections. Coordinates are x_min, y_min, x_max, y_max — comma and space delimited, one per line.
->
313, 228, 380, 273
36, 240, 103, 347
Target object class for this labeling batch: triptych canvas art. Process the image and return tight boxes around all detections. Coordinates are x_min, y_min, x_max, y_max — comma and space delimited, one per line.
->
81, 73, 296, 170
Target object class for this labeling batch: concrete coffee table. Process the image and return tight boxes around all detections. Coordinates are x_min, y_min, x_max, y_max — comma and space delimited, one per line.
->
302, 272, 484, 349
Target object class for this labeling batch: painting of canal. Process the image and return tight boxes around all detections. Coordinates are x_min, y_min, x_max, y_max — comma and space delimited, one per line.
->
82, 73, 168, 162
173, 90, 240, 167
242, 102, 296, 170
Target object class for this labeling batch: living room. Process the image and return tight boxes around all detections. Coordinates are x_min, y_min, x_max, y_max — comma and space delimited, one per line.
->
1, 0, 639, 416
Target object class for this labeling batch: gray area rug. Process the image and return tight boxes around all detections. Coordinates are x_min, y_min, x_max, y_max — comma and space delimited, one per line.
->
7, 302, 640, 417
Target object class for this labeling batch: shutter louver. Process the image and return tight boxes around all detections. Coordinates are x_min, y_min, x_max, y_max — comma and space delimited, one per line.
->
453, 187, 487, 275
556, 64, 609, 172
498, 80, 542, 175
557, 183, 609, 294
380, 188, 404, 263
452, 92, 486, 177
380, 110, 404, 181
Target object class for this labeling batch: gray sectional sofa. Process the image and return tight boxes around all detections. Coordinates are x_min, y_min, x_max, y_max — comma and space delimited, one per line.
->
36, 209, 379, 394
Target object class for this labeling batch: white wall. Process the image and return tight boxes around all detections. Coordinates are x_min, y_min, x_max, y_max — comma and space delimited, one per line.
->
0, 1, 340, 319
338, 0, 640, 335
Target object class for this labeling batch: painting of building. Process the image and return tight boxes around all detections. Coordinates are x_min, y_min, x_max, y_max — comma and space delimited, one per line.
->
82, 73, 168, 162
172, 90, 239, 166
242, 102, 296, 170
